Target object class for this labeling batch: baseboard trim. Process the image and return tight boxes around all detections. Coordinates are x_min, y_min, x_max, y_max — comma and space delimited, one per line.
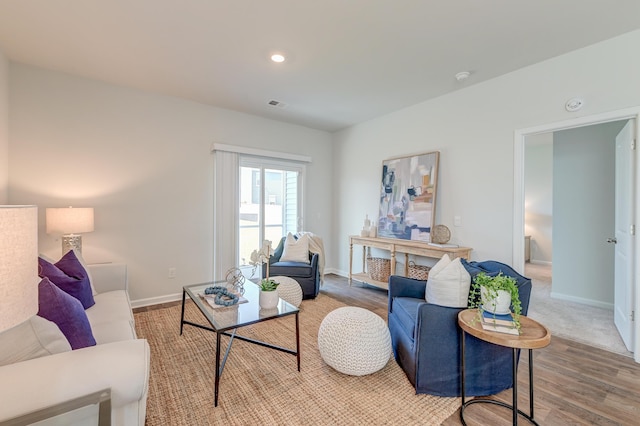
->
324, 267, 345, 277
550, 291, 613, 310
131, 292, 182, 308
529, 260, 552, 266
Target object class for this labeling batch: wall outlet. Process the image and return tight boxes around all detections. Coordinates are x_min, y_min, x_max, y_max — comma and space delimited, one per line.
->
168, 267, 176, 279
454, 216, 462, 227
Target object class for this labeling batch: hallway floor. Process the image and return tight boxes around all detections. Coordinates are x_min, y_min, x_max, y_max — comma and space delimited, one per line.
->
525, 262, 632, 357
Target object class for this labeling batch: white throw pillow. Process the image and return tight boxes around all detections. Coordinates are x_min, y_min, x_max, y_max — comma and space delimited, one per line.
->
425, 255, 471, 308
280, 233, 310, 264
428, 253, 451, 278
0, 316, 71, 366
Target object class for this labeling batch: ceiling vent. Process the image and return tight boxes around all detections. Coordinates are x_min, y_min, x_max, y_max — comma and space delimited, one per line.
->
267, 99, 287, 109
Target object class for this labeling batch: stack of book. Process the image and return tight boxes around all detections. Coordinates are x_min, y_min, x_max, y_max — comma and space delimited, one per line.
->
427, 242, 459, 248
480, 311, 519, 335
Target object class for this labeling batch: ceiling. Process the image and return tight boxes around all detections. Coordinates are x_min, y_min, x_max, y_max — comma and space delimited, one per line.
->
1, 1, 639, 133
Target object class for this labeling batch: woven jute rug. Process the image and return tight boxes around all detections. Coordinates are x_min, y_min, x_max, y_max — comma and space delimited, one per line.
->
135, 293, 459, 425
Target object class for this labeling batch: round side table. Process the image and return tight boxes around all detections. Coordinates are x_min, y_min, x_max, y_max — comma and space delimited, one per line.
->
458, 309, 551, 425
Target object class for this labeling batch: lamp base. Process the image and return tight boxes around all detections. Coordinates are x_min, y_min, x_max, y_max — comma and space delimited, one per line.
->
62, 234, 83, 255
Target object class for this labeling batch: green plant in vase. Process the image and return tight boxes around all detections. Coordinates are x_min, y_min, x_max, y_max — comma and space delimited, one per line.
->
469, 272, 522, 331
258, 278, 280, 292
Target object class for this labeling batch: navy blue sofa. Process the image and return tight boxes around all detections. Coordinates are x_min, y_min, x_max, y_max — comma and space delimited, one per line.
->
262, 236, 320, 299
387, 260, 531, 397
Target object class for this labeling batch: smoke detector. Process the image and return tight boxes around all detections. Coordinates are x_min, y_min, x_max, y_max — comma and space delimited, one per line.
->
455, 71, 470, 82
565, 98, 584, 112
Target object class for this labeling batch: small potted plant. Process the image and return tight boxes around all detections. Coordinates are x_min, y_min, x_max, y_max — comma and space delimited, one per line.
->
249, 240, 280, 309
470, 272, 522, 330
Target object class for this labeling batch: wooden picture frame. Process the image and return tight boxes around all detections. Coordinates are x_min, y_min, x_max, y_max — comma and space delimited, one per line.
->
378, 151, 440, 241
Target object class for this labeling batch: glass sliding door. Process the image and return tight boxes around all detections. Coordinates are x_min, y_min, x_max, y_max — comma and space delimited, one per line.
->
238, 158, 303, 278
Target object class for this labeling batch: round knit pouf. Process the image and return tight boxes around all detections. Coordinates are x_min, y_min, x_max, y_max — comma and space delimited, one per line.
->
271, 276, 303, 307
317, 307, 391, 376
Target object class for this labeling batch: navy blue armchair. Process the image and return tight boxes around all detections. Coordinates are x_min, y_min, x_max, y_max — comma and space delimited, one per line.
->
387, 260, 531, 397
262, 236, 320, 299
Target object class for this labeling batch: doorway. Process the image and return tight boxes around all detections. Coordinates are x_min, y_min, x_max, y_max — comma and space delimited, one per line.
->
514, 108, 640, 362
524, 121, 631, 356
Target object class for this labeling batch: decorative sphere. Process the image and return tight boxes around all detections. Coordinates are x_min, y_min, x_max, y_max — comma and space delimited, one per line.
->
225, 267, 246, 294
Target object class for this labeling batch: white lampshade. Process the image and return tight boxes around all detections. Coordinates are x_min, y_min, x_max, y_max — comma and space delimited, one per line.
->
0, 205, 39, 332
46, 207, 94, 234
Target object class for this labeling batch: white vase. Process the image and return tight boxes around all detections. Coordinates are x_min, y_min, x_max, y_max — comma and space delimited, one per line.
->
259, 289, 279, 310
480, 287, 512, 315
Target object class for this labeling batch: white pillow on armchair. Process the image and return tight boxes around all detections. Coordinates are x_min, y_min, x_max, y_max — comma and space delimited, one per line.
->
280, 233, 310, 264
425, 254, 471, 308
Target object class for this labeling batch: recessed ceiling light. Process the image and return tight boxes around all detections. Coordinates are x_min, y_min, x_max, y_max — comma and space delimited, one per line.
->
271, 54, 285, 63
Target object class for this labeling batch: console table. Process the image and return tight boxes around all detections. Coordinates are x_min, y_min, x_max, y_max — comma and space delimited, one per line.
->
348, 235, 472, 289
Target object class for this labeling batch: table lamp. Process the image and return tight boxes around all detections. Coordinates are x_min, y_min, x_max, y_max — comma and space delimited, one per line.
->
0, 205, 39, 332
46, 207, 94, 255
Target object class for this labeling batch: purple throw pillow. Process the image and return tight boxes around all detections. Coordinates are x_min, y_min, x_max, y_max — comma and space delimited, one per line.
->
38, 250, 95, 309
37, 277, 97, 350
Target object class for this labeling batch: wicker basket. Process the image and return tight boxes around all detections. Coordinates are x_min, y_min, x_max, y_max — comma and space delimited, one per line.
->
366, 257, 391, 282
408, 261, 430, 280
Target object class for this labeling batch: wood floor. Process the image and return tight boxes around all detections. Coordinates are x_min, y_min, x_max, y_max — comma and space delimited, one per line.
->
321, 274, 640, 426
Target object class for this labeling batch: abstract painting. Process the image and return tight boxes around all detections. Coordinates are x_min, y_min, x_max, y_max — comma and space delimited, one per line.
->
378, 151, 439, 241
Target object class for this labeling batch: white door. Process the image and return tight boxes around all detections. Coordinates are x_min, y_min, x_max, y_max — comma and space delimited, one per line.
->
614, 120, 635, 352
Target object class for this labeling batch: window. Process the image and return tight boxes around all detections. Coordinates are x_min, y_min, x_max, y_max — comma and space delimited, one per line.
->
213, 144, 310, 281
238, 157, 304, 271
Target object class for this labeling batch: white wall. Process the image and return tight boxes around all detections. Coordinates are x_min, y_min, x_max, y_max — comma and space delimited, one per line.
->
0, 49, 8, 203
8, 64, 333, 304
553, 122, 623, 306
332, 30, 640, 275
524, 134, 553, 264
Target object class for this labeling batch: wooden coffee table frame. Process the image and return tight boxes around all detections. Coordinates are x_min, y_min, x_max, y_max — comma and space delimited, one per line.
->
458, 309, 550, 425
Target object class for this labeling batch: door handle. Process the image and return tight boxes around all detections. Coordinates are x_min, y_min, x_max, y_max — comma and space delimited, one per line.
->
607, 238, 617, 244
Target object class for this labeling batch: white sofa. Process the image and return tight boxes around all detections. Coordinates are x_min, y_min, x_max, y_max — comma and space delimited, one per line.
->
0, 263, 150, 425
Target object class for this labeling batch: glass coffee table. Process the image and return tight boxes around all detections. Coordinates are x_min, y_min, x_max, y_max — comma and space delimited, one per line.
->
180, 280, 300, 406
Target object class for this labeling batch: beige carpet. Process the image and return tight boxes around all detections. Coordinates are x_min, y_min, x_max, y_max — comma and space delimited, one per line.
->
525, 263, 632, 357
135, 294, 459, 425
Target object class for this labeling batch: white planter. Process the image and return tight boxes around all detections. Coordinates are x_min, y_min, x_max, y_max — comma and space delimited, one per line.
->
480, 287, 512, 315
259, 289, 279, 310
